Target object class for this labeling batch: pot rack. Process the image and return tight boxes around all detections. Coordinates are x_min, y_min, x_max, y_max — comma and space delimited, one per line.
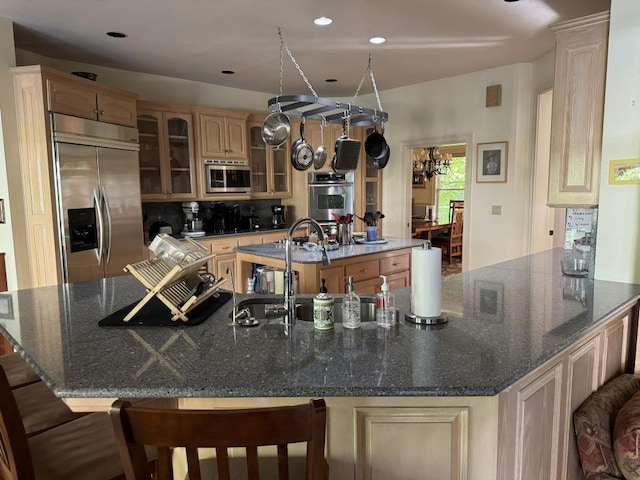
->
267, 29, 388, 127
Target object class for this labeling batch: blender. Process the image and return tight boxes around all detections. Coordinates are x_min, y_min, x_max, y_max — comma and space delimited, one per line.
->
181, 201, 204, 236
271, 205, 286, 228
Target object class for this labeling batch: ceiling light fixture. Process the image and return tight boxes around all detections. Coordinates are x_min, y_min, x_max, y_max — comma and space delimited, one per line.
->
325, 78, 337, 83
221, 70, 235, 75
369, 37, 386, 45
106, 31, 127, 38
314, 17, 333, 26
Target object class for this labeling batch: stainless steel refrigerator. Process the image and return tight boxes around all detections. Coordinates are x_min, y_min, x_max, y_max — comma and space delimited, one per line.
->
52, 113, 144, 283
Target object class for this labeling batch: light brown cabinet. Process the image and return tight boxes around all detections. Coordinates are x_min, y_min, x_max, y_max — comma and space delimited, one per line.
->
547, 11, 609, 207
358, 127, 383, 221
497, 302, 634, 480
197, 110, 248, 160
248, 115, 291, 198
137, 102, 196, 200
47, 76, 137, 127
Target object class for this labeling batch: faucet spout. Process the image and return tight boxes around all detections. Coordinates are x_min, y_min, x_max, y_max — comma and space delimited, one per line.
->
284, 218, 329, 326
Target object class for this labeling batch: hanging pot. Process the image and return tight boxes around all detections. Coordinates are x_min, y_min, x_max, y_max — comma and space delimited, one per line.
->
364, 125, 388, 160
261, 111, 291, 147
291, 119, 314, 171
373, 143, 390, 169
313, 118, 328, 170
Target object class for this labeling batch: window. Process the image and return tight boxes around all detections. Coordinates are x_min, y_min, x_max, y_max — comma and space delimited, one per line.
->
435, 146, 466, 223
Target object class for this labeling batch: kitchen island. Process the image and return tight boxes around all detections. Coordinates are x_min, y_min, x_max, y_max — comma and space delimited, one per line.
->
1, 248, 639, 480
235, 237, 422, 294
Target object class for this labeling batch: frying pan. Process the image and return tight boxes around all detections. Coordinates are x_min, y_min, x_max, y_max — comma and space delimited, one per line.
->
291, 119, 314, 171
373, 143, 390, 169
313, 118, 328, 170
364, 126, 389, 161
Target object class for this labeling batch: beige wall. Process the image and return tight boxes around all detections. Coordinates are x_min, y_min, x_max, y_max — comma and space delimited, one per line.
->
595, 0, 640, 283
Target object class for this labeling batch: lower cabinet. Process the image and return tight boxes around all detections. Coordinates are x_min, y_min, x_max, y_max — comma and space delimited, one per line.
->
497, 304, 635, 480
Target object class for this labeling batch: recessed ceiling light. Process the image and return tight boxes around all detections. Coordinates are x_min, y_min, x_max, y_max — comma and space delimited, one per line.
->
221, 70, 235, 75
106, 31, 127, 38
325, 78, 338, 83
314, 17, 333, 26
369, 37, 386, 45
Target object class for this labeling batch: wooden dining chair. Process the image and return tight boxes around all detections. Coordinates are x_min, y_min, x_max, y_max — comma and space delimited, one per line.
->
110, 398, 327, 480
0, 363, 133, 480
431, 207, 463, 264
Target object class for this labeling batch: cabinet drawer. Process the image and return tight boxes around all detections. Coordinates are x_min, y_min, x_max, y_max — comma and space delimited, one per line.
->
380, 254, 410, 275
345, 259, 379, 282
354, 277, 381, 295
237, 235, 261, 246
386, 271, 409, 291
211, 239, 238, 254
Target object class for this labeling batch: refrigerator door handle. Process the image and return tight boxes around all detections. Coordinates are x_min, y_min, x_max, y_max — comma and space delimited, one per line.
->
93, 187, 104, 264
101, 186, 113, 264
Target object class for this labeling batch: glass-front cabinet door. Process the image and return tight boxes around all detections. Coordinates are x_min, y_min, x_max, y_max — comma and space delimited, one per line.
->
137, 105, 196, 200
165, 114, 195, 198
248, 121, 291, 198
138, 113, 163, 198
360, 127, 383, 226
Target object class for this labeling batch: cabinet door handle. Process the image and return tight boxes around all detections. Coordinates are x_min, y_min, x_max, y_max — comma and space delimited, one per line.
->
100, 111, 105, 115
360, 269, 367, 273
392, 262, 399, 266
94, 109, 99, 114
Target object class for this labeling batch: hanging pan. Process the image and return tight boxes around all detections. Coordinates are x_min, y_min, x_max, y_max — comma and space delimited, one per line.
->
291, 118, 314, 171
313, 117, 328, 170
332, 116, 361, 173
365, 125, 389, 159
261, 102, 291, 147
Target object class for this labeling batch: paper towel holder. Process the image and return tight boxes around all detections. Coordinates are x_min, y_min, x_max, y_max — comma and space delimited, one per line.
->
405, 240, 448, 325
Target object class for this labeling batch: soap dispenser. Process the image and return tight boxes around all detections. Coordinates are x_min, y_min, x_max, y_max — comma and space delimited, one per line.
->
313, 278, 334, 330
342, 276, 361, 329
376, 275, 396, 328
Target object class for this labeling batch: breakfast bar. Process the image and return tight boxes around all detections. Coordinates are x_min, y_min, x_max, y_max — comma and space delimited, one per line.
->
1, 249, 639, 479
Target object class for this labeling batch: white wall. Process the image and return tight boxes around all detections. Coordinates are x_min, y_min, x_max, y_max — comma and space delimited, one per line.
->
0, 19, 20, 289
595, 0, 640, 283
378, 62, 549, 270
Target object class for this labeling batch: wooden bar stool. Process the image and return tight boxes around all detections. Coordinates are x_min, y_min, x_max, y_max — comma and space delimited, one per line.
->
0, 353, 40, 389
0, 364, 134, 480
110, 398, 327, 480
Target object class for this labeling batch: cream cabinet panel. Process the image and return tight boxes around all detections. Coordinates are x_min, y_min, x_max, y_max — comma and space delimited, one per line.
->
225, 117, 248, 159
355, 407, 468, 480
600, 311, 629, 385
47, 78, 98, 120
547, 12, 609, 207
199, 115, 226, 157
96, 92, 138, 127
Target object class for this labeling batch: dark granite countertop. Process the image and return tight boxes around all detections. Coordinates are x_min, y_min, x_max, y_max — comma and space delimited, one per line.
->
236, 238, 423, 263
1, 248, 638, 399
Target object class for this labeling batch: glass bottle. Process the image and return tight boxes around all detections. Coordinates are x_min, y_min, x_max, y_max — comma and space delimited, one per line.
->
313, 278, 334, 330
342, 276, 361, 329
376, 275, 396, 328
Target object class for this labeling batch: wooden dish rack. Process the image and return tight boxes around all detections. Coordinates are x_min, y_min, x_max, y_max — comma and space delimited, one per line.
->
122, 253, 223, 322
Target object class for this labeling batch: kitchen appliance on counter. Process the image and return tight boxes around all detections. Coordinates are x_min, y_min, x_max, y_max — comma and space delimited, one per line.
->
51, 113, 143, 283
307, 172, 354, 224
181, 201, 204, 236
207, 203, 227, 234
204, 159, 251, 194
226, 204, 242, 232
271, 205, 287, 228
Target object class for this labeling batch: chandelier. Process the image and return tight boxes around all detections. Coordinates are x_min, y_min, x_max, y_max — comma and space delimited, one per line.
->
413, 147, 452, 181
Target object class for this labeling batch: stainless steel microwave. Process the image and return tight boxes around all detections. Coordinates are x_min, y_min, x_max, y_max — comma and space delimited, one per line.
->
204, 159, 251, 194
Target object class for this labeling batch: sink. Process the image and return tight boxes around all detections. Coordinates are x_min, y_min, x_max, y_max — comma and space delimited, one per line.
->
232, 296, 378, 323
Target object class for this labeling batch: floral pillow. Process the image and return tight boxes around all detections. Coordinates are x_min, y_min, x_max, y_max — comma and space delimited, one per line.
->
614, 389, 640, 479
574, 374, 640, 478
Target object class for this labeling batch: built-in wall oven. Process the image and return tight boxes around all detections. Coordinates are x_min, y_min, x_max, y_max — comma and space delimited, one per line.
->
307, 172, 355, 223
204, 159, 251, 194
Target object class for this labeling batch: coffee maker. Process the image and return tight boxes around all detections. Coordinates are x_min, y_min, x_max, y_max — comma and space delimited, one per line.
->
181, 201, 204, 234
271, 205, 286, 228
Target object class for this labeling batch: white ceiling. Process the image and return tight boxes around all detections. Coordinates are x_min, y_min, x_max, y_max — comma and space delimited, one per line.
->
1, 0, 610, 97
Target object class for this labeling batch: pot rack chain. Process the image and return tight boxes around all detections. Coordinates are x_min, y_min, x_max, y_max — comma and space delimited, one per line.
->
352, 54, 384, 114
278, 27, 318, 98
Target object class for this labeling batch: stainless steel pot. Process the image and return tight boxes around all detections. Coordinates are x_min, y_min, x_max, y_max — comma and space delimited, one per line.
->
261, 112, 291, 147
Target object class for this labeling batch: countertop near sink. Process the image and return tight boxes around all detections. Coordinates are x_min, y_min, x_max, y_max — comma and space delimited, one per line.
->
236, 237, 423, 263
1, 248, 639, 401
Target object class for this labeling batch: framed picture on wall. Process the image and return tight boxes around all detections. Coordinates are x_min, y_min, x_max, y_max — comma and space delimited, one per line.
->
476, 141, 508, 183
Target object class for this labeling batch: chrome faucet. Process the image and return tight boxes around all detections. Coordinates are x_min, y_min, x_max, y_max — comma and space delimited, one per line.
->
283, 218, 330, 325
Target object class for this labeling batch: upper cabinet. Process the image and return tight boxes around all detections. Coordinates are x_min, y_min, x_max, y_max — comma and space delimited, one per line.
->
248, 114, 291, 198
547, 12, 609, 207
137, 101, 197, 201
196, 109, 248, 160
47, 76, 137, 127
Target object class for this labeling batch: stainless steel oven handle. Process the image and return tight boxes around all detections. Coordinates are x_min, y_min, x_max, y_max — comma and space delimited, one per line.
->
93, 188, 104, 264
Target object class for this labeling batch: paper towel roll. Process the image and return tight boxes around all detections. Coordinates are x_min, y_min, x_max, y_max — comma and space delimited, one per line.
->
411, 245, 442, 318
